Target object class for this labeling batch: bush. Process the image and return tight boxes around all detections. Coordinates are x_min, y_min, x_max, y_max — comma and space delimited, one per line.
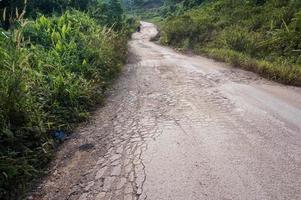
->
0, 0, 101, 29
160, 0, 301, 85
88, 0, 125, 31
214, 26, 262, 56
161, 15, 195, 46
0, 10, 129, 199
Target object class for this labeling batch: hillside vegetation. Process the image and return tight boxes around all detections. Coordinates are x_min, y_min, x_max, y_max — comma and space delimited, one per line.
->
123, 0, 163, 10
159, 0, 301, 85
0, 0, 137, 199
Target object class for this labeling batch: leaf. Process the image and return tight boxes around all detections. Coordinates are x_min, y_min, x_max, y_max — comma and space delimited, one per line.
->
3, 129, 14, 138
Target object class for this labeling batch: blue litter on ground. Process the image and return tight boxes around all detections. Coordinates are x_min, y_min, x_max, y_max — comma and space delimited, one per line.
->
51, 131, 66, 141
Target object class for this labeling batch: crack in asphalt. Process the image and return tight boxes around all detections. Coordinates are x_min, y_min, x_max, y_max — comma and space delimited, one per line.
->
29, 22, 301, 200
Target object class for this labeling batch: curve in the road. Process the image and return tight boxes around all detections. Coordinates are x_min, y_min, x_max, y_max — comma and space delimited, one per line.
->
30, 22, 301, 200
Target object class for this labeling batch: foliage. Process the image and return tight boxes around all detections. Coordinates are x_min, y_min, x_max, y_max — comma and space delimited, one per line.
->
130, 0, 204, 23
123, 0, 164, 10
0, 10, 131, 199
0, 0, 99, 29
160, 0, 301, 85
89, 0, 125, 30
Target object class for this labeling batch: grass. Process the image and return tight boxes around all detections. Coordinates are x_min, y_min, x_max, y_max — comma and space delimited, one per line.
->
200, 48, 301, 85
158, 0, 301, 86
0, 10, 135, 199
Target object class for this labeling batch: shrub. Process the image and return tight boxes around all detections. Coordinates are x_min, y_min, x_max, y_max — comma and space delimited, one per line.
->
160, 15, 196, 46
88, 0, 125, 31
0, 10, 129, 199
214, 26, 262, 56
160, 0, 301, 85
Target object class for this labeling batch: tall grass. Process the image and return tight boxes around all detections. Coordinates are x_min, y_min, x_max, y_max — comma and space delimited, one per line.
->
159, 0, 301, 85
0, 10, 130, 199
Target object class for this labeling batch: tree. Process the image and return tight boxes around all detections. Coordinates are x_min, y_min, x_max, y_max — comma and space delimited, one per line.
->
89, 0, 124, 30
183, 0, 205, 10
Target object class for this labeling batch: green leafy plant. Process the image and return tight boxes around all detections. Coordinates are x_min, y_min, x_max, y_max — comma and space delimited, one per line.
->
159, 0, 301, 85
0, 9, 134, 199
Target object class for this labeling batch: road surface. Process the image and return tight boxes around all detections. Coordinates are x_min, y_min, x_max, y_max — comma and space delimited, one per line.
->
30, 22, 301, 200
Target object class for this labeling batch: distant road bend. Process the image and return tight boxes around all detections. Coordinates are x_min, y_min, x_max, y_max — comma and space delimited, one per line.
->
32, 22, 301, 200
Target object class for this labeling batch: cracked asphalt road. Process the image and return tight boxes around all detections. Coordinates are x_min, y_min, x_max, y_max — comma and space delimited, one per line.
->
31, 22, 301, 200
